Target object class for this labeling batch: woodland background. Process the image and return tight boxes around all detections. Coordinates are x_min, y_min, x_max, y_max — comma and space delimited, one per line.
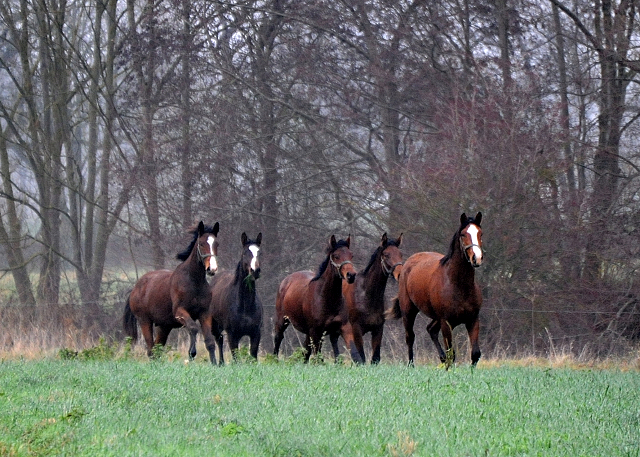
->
1, 0, 640, 361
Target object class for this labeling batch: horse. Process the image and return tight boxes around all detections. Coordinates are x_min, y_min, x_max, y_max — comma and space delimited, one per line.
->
209, 232, 263, 364
170, 221, 220, 363
123, 221, 219, 362
273, 235, 362, 363
342, 232, 403, 364
387, 212, 483, 367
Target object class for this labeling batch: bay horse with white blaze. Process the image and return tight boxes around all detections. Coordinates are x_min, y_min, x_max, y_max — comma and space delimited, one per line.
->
342, 232, 403, 364
209, 232, 263, 363
171, 221, 220, 363
273, 235, 362, 363
123, 221, 219, 362
387, 212, 483, 366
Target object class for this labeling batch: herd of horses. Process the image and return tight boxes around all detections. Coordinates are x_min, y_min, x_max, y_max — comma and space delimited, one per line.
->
122, 212, 484, 366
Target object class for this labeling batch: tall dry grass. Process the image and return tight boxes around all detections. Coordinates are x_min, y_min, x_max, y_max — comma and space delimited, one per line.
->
0, 302, 638, 370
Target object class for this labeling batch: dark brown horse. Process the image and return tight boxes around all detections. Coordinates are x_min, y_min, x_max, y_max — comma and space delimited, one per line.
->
123, 221, 219, 362
342, 232, 403, 364
171, 221, 220, 363
210, 232, 263, 363
273, 235, 361, 363
387, 212, 483, 366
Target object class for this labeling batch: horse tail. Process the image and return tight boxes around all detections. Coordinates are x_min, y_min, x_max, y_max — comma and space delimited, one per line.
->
123, 295, 138, 342
384, 296, 402, 321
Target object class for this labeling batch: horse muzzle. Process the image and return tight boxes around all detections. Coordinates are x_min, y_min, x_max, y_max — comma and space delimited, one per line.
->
251, 268, 261, 280
206, 257, 218, 276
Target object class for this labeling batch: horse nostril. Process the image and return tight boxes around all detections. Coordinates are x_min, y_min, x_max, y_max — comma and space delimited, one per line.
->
347, 272, 356, 284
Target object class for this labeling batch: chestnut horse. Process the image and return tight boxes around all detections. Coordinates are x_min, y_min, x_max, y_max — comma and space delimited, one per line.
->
342, 232, 403, 364
210, 232, 263, 363
123, 221, 219, 362
273, 235, 361, 363
387, 212, 483, 366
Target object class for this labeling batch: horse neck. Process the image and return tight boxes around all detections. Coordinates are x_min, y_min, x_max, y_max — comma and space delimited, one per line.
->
235, 263, 256, 313
361, 256, 388, 303
316, 260, 343, 307
183, 248, 207, 284
447, 248, 476, 289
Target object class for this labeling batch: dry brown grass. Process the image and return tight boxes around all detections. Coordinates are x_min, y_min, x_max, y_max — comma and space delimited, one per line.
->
1, 303, 639, 370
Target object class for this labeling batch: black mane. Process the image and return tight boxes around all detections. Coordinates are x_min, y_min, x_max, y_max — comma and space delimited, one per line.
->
440, 215, 480, 266
176, 224, 218, 261
311, 238, 350, 282
361, 236, 402, 277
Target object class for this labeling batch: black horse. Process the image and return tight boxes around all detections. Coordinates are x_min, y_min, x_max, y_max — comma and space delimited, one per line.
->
209, 232, 263, 363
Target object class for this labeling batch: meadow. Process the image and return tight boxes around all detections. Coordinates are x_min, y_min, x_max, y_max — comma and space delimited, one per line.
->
1, 351, 639, 456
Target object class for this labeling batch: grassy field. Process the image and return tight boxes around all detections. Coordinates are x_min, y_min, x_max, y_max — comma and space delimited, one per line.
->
1, 354, 639, 457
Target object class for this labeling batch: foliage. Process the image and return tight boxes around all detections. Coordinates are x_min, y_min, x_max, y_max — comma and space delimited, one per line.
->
232, 346, 257, 364
0, 360, 638, 456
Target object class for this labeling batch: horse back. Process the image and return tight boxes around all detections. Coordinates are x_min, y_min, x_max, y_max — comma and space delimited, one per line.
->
276, 270, 314, 333
129, 269, 177, 326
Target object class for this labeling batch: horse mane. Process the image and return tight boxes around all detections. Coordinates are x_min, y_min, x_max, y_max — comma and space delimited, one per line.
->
440, 215, 479, 266
361, 236, 402, 276
176, 223, 218, 261
311, 238, 350, 282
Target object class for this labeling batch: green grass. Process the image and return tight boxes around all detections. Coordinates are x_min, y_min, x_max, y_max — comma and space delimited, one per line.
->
0, 359, 639, 456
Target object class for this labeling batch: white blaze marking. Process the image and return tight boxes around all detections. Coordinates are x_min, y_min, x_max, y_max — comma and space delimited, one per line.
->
207, 236, 217, 271
466, 225, 482, 261
249, 245, 260, 271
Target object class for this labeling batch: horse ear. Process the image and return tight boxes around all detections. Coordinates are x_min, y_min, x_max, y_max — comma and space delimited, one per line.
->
397, 233, 403, 246
475, 212, 482, 225
460, 213, 468, 226
381, 232, 388, 246
241, 232, 248, 246
256, 232, 262, 246
330, 235, 337, 250
212, 222, 220, 236
346, 234, 351, 248
198, 221, 205, 235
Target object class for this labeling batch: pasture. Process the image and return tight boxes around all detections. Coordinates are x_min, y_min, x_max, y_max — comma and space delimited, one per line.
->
1, 356, 638, 456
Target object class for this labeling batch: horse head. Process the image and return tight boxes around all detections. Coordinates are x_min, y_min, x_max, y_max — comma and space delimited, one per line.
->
328, 234, 357, 284
380, 232, 404, 281
459, 212, 483, 268
195, 221, 220, 276
241, 232, 262, 280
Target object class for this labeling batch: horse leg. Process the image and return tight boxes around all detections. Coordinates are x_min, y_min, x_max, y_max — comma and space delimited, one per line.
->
273, 317, 289, 357
229, 333, 241, 362
329, 332, 340, 362
340, 321, 364, 365
440, 319, 455, 367
466, 318, 481, 366
139, 320, 155, 357
198, 314, 219, 365
350, 323, 366, 364
427, 319, 446, 363
174, 308, 200, 361
211, 321, 224, 366
370, 325, 384, 365
154, 325, 172, 348
402, 306, 418, 366
249, 328, 261, 359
